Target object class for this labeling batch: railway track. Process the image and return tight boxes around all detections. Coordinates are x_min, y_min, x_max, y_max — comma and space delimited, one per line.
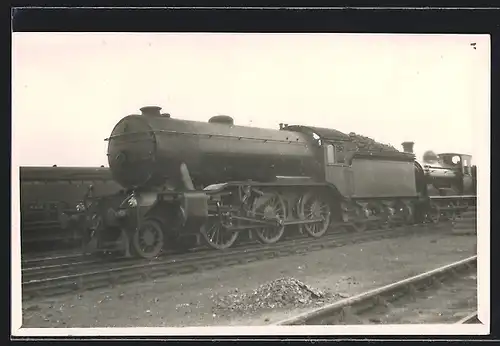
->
275, 255, 478, 326
22, 250, 86, 268
456, 311, 479, 324
21, 240, 82, 257
456, 311, 481, 324
22, 222, 451, 301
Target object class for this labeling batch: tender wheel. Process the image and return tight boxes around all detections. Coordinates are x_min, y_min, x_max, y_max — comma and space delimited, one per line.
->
131, 219, 165, 259
253, 193, 286, 244
350, 204, 368, 232
201, 217, 239, 250
400, 202, 414, 224
376, 203, 394, 229
426, 202, 441, 223
446, 201, 458, 221
298, 192, 331, 238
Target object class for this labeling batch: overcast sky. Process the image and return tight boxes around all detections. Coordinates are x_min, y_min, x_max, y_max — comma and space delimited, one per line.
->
12, 33, 489, 167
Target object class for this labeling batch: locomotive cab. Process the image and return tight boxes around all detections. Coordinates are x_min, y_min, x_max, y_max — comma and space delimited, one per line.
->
437, 153, 475, 195
320, 141, 355, 197
438, 153, 472, 172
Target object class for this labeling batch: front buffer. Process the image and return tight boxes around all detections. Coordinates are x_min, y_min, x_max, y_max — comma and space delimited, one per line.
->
85, 190, 209, 259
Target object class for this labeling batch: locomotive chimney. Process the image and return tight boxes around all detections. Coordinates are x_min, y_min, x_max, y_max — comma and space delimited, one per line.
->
209, 115, 234, 125
140, 106, 162, 116
401, 141, 415, 154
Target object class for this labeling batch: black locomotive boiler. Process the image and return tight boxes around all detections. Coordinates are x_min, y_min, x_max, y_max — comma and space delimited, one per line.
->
71, 105, 478, 259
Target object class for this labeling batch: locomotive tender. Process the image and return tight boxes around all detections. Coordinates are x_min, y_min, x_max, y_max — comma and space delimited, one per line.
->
75, 106, 476, 259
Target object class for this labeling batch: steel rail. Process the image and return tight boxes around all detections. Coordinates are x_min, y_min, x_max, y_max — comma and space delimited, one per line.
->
22, 230, 352, 275
275, 255, 477, 326
22, 224, 447, 300
456, 311, 480, 324
22, 224, 336, 270
22, 221, 443, 276
22, 252, 90, 267
23, 252, 79, 263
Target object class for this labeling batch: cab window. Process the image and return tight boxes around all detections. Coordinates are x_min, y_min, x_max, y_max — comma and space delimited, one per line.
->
326, 144, 335, 164
463, 159, 471, 175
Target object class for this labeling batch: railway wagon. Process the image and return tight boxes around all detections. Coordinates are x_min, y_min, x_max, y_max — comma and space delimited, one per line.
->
77, 106, 473, 259
19, 166, 123, 249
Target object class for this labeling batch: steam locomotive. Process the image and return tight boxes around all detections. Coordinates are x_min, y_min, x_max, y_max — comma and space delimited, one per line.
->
68, 106, 477, 259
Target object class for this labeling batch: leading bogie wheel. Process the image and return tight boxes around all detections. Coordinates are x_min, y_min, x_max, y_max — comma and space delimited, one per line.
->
131, 218, 165, 259
298, 192, 331, 238
200, 216, 239, 250
253, 192, 287, 244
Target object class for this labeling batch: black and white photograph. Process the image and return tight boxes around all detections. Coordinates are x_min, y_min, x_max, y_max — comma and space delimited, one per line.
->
11, 29, 490, 336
